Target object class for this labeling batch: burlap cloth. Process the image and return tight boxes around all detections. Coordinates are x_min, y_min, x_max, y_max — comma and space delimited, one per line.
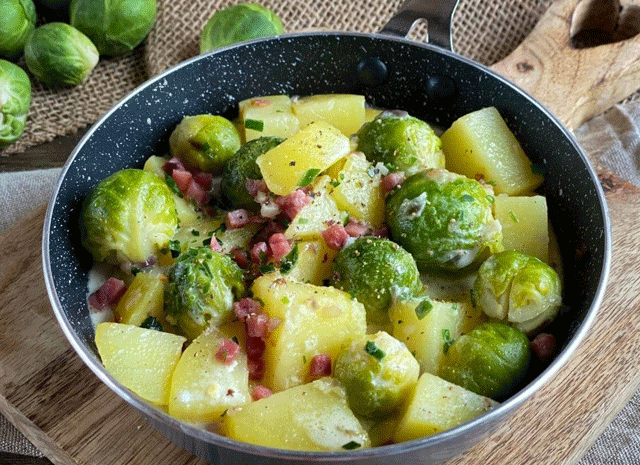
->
1, 0, 640, 463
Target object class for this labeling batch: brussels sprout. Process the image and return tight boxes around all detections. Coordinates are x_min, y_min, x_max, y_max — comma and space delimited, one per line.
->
355, 111, 444, 173
330, 236, 423, 325
473, 250, 562, 333
165, 247, 246, 340
200, 3, 284, 54
70, 0, 156, 56
437, 321, 530, 399
220, 136, 283, 210
0, 0, 36, 60
386, 169, 503, 272
169, 114, 241, 175
0, 60, 31, 147
334, 331, 419, 418
24, 23, 99, 87
81, 168, 179, 264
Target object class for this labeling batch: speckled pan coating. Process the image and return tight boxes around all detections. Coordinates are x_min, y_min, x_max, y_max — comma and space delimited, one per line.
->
43, 32, 610, 465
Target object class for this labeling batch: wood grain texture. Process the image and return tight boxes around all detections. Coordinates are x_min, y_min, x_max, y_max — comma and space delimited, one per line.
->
491, 0, 640, 131
0, 180, 638, 465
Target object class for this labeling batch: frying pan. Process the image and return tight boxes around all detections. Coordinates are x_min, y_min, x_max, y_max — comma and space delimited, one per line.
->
42, 0, 612, 463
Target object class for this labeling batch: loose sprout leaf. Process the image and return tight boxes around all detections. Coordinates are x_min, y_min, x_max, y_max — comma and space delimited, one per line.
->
442, 329, 454, 354
342, 441, 361, 450
245, 119, 264, 131
365, 340, 385, 360
415, 298, 434, 320
279, 244, 299, 274
297, 168, 322, 187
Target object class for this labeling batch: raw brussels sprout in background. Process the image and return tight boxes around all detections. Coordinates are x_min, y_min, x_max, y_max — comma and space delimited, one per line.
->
334, 331, 420, 418
473, 250, 562, 333
70, 0, 157, 55
169, 114, 241, 175
438, 321, 530, 399
355, 111, 444, 174
81, 168, 179, 264
330, 236, 423, 325
386, 168, 503, 273
165, 247, 246, 340
200, 3, 284, 54
220, 136, 283, 210
24, 22, 99, 86
0, 60, 31, 147
0, 0, 36, 60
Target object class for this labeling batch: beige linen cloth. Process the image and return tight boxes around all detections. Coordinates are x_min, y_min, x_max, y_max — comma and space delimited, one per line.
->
1, 0, 640, 462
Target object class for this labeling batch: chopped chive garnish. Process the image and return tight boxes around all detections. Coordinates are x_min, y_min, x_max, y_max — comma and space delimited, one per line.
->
245, 119, 264, 131
297, 168, 321, 187
342, 441, 361, 450
442, 329, 454, 354
298, 218, 309, 224
508, 210, 519, 223
279, 244, 299, 274
415, 298, 434, 320
365, 341, 385, 360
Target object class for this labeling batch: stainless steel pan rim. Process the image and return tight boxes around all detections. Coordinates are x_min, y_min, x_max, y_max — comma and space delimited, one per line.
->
42, 30, 612, 462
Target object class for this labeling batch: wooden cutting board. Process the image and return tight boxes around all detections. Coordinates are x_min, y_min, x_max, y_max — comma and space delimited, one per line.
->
2, 0, 640, 463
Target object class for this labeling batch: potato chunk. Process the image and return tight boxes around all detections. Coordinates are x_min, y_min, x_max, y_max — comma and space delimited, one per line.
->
293, 94, 366, 136
114, 272, 166, 327
494, 194, 549, 262
442, 107, 543, 195
252, 273, 367, 391
239, 95, 299, 141
285, 240, 338, 285
95, 323, 186, 405
256, 121, 350, 195
168, 331, 250, 422
393, 373, 498, 442
223, 377, 370, 451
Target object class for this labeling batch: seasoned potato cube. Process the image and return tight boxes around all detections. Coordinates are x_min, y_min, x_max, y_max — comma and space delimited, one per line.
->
329, 152, 385, 228
441, 107, 543, 195
393, 373, 498, 442
114, 272, 167, 327
364, 106, 383, 123
390, 298, 468, 374
256, 121, 350, 195
239, 95, 299, 141
252, 273, 367, 391
285, 240, 338, 285
284, 176, 348, 241
494, 194, 549, 262
293, 94, 366, 136
223, 377, 370, 451
168, 331, 250, 422
95, 323, 186, 405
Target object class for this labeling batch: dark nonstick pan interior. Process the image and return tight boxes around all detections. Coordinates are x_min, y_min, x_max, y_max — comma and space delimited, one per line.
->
44, 32, 610, 465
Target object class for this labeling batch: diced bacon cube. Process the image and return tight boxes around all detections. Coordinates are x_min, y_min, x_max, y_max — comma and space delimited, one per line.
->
230, 248, 251, 269
309, 354, 332, 379
275, 189, 312, 220
268, 233, 292, 261
209, 236, 222, 252
248, 357, 265, 381
250, 241, 268, 264
185, 179, 208, 206
531, 333, 557, 363
372, 225, 389, 238
193, 172, 213, 190
88, 277, 127, 310
266, 317, 282, 335
344, 219, 370, 237
381, 172, 406, 193
245, 178, 268, 197
172, 169, 193, 192
162, 157, 185, 175
226, 209, 250, 229
322, 224, 349, 250
215, 338, 240, 365
246, 336, 266, 360
251, 385, 273, 401
233, 298, 262, 321
246, 313, 270, 339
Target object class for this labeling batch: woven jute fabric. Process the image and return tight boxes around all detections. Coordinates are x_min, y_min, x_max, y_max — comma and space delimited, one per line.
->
2, 0, 550, 155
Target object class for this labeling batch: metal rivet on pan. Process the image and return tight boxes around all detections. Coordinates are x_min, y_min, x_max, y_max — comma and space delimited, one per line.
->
356, 56, 388, 86
425, 75, 457, 102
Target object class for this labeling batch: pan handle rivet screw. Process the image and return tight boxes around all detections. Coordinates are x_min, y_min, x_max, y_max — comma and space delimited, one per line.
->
356, 56, 388, 86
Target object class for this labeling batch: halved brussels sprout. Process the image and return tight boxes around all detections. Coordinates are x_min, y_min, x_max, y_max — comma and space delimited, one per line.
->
0, 0, 36, 60
330, 236, 423, 325
24, 22, 99, 86
70, 0, 156, 55
81, 168, 179, 264
164, 247, 246, 340
438, 321, 530, 399
355, 111, 444, 174
0, 60, 31, 147
473, 250, 562, 333
386, 169, 503, 272
334, 331, 419, 418
220, 136, 283, 210
169, 114, 241, 175
199, 3, 284, 54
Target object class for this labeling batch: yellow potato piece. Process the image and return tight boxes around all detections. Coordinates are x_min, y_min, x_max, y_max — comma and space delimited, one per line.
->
285, 240, 338, 285
393, 373, 497, 442
494, 194, 549, 262
95, 322, 186, 405
256, 121, 350, 196
114, 272, 166, 327
223, 377, 370, 451
442, 106, 543, 195
251, 273, 367, 392
168, 331, 250, 423
239, 95, 300, 141
293, 94, 366, 136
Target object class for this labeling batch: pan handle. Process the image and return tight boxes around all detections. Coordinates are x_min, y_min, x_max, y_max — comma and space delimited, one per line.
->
380, 0, 459, 50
